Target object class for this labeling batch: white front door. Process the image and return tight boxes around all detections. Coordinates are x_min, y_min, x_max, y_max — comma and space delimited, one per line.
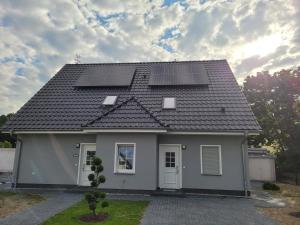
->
159, 144, 181, 189
79, 144, 96, 186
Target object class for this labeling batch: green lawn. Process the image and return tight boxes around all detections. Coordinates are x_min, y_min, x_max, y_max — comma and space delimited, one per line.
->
41, 199, 149, 225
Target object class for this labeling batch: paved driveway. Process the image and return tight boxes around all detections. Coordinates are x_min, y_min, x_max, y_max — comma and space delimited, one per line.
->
139, 196, 279, 225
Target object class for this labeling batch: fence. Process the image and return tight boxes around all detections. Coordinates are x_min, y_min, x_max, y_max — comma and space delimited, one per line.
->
0, 148, 15, 172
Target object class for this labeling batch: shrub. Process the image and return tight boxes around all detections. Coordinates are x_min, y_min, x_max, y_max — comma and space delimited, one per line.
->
263, 182, 280, 191
0, 141, 12, 148
3, 141, 12, 148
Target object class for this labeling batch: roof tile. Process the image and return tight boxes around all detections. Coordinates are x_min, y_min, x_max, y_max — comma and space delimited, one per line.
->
2, 60, 261, 132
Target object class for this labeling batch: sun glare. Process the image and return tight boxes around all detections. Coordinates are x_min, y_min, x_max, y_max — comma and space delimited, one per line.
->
242, 34, 283, 57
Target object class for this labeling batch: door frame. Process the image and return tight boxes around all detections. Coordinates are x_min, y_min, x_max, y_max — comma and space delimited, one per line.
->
77, 143, 96, 185
158, 144, 182, 189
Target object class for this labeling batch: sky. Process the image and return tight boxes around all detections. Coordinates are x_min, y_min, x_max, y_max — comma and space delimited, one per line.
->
0, 0, 299, 115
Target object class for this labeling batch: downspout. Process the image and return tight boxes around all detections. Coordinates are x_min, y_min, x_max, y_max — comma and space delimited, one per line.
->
10, 130, 23, 190
241, 131, 248, 197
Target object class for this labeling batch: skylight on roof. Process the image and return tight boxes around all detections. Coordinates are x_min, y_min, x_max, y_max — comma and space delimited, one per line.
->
163, 97, 176, 109
103, 96, 118, 105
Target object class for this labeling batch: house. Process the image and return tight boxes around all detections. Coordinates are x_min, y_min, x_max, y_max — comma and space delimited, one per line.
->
1, 60, 261, 196
248, 148, 276, 182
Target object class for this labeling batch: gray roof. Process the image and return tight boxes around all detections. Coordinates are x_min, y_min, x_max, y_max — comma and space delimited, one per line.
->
1, 60, 261, 132
84, 96, 167, 128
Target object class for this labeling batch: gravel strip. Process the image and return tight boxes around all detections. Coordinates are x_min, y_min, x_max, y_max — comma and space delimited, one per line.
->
0, 191, 82, 225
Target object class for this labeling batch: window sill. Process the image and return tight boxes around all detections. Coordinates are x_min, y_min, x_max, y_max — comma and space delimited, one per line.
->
201, 173, 222, 176
114, 171, 135, 175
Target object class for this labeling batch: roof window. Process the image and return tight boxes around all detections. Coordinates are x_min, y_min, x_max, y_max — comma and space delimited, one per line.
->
163, 97, 176, 109
103, 96, 118, 105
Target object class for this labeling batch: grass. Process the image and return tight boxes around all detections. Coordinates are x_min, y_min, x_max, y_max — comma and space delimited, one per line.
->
259, 183, 300, 225
41, 199, 149, 225
0, 191, 45, 218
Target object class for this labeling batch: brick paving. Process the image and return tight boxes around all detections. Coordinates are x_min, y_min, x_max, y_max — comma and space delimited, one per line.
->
140, 196, 279, 225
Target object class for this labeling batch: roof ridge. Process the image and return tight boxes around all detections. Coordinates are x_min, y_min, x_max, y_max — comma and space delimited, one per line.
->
83, 96, 168, 128
66, 59, 227, 66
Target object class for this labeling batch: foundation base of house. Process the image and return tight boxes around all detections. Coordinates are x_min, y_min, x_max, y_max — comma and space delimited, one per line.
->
15, 183, 250, 197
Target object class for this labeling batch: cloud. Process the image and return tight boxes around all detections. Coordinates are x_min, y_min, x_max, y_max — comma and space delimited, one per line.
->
239, 1, 269, 37
235, 45, 291, 75
0, 0, 299, 114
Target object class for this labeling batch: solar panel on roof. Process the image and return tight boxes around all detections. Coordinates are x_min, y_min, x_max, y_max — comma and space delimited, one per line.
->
148, 63, 209, 86
74, 65, 136, 87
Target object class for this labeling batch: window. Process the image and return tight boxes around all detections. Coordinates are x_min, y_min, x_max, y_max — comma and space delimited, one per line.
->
114, 143, 136, 174
86, 151, 96, 165
200, 145, 222, 175
165, 152, 175, 167
103, 96, 117, 105
163, 97, 176, 109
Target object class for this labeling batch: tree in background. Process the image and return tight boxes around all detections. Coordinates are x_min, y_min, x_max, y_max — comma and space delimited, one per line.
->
0, 113, 14, 126
0, 113, 16, 147
243, 67, 300, 184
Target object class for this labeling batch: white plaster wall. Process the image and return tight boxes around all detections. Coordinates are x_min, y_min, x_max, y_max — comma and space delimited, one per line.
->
0, 148, 15, 172
249, 157, 276, 181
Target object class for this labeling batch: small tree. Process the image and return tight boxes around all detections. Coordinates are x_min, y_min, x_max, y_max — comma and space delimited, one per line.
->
85, 157, 108, 216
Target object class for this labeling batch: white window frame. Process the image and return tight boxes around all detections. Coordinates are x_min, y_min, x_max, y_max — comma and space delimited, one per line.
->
114, 143, 136, 174
200, 145, 222, 175
163, 97, 176, 109
103, 96, 118, 105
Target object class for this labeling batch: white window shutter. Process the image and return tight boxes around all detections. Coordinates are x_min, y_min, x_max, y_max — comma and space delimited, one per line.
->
201, 146, 222, 175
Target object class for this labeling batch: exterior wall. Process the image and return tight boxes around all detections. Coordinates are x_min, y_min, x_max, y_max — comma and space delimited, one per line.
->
249, 157, 276, 181
16, 134, 96, 185
158, 135, 245, 191
96, 133, 157, 190
15, 132, 245, 192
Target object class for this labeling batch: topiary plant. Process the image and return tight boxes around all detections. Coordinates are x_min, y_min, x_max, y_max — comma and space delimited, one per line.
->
85, 156, 108, 216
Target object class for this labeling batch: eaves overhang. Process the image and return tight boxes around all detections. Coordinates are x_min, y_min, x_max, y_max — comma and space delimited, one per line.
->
2, 129, 260, 135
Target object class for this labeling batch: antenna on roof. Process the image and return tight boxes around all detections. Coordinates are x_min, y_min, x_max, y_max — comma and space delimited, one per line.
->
174, 58, 177, 62
74, 54, 81, 64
